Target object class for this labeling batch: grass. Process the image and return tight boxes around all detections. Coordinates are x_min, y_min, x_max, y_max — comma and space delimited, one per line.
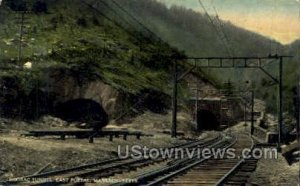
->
0, 0, 185, 97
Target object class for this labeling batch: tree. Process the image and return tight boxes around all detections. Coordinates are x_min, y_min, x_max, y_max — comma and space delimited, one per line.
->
32, 0, 48, 14
3, 0, 27, 11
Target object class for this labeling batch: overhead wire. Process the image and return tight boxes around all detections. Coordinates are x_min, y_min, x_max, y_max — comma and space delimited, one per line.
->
110, 0, 167, 44
104, 0, 198, 78
212, 6, 235, 56
82, 0, 172, 52
198, 0, 233, 57
80, 0, 179, 121
96, 0, 144, 38
197, 0, 237, 87
296, 3, 300, 179
211, 5, 244, 85
80, 0, 146, 47
269, 4, 275, 55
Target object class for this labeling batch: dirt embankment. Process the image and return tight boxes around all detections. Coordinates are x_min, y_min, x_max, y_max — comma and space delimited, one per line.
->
0, 112, 193, 181
249, 155, 299, 185
0, 133, 185, 180
228, 123, 299, 186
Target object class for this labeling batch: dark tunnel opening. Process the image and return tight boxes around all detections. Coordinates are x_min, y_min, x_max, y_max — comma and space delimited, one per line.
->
54, 99, 109, 130
135, 89, 171, 114
197, 109, 220, 131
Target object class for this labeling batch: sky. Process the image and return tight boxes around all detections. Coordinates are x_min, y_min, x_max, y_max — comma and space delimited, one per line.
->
157, 0, 300, 45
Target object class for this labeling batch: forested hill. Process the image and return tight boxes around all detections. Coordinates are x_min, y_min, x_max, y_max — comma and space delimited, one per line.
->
116, 0, 298, 114
0, 0, 187, 96
117, 0, 282, 57
0, 0, 298, 114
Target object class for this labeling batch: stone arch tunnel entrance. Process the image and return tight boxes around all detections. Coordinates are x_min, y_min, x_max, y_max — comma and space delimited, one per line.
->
196, 109, 220, 131
54, 99, 109, 130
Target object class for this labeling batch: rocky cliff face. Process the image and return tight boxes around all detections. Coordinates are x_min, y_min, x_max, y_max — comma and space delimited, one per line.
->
0, 67, 126, 128
47, 68, 123, 117
0, 66, 172, 128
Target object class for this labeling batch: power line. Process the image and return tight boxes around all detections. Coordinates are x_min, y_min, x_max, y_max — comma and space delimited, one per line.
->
213, 6, 235, 56
110, 0, 166, 44
18, 12, 25, 63
97, 0, 144, 37
81, 0, 171, 55
197, 0, 238, 88
80, 0, 145, 45
211, 6, 244, 82
198, 0, 233, 57
79, 0, 175, 122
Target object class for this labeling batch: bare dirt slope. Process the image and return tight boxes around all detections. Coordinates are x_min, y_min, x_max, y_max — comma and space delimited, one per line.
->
0, 113, 192, 181
249, 155, 299, 185
228, 123, 299, 185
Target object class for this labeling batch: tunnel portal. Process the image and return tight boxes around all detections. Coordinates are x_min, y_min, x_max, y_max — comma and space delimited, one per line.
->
54, 99, 109, 130
197, 109, 220, 131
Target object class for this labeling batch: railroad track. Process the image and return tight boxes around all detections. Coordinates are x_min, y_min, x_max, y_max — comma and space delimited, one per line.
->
1, 133, 222, 185
112, 133, 256, 186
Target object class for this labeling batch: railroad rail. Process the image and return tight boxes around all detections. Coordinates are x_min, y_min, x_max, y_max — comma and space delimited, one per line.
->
112, 133, 256, 186
22, 129, 152, 142
1, 133, 222, 185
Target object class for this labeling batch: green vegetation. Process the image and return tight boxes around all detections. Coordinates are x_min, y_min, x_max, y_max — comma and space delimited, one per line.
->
3, 0, 27, 11
0, 0, 185, 97
0, 0, 298, 117
116, 0, 298, 115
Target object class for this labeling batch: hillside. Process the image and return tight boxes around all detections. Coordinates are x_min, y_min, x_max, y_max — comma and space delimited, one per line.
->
115, 0, 298, 114
119, 0, 281, 57
0, 1, 299, 183
0, 0, 178, 94
0, 0, 298, 117
0, 0, 200, 119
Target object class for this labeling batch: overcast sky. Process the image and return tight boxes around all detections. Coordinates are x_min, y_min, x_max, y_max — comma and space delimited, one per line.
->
157, 0, 300, 44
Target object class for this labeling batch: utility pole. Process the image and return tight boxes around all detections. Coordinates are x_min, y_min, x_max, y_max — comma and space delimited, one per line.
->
278, 56, 283, 144
195, 83, 199, 131
297, 76, 300, 182
169, 55, 292, 140
251, 90, 255, 135
171, 59, 178, 138
244, 100, 247, 126
18, 12, 25, 64
15, 11, 31, 64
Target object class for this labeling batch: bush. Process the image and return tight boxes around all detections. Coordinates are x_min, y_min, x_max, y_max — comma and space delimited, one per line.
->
92, 16, 100, 26
50, 17, 58, 29
76, 17, 87, 27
